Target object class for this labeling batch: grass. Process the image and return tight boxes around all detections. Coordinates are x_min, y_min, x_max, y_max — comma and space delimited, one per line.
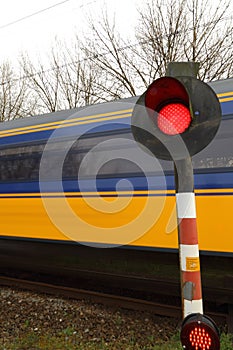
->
0, 331, 232, 350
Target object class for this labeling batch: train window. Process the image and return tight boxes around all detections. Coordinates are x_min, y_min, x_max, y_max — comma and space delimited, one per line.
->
62, 131, 172, 179
192, 119, 233, 171
0, 129, 173, 183
0, 143, 45, 182
193, 155, 233, 169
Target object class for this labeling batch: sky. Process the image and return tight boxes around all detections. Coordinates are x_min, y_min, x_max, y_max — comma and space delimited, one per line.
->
0, 0, 231, 64
0, 0, 139, 64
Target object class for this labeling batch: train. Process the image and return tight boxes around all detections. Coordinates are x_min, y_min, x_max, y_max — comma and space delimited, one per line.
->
0, 77, 232, 282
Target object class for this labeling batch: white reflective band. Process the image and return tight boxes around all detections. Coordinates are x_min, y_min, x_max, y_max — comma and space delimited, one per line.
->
180, 244, 200, 271
184, 299, 203, 316
176, 192, 196, 218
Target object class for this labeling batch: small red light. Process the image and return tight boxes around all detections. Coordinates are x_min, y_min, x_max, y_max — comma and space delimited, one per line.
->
157, 103, 192, 135
180, 313, 220, 350
188, 326, 212, 349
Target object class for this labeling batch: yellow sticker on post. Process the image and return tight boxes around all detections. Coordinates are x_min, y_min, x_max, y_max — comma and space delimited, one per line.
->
186, 257, 200, 271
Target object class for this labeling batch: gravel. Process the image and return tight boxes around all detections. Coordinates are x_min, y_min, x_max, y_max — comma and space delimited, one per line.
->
0, 287, 179, 349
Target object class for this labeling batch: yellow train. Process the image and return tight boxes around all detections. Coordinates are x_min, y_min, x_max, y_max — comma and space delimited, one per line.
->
0, 77, 232, 257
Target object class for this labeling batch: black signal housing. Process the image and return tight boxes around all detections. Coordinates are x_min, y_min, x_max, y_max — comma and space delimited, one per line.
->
180, 313, 220, 350
131, 76, 221, 160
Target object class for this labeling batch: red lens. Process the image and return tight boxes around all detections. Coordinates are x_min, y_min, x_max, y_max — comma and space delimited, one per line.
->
180, 314, 220, 350
157, 103, 191, 135
189, 327, 212, 349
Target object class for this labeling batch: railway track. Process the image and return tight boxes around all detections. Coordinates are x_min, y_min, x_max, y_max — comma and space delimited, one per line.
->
0, 275, 228, 330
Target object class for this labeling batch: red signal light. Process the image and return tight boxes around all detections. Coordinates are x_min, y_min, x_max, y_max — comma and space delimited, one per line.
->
131, 75, 222, 160
157, 102, 192, 135
180, 313, 220, 350
189, 326, 212, 349
144, 76, 192, 135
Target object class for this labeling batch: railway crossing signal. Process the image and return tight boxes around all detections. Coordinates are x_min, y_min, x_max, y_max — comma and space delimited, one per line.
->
180, 313, 220, 350
131, 62, 221, 350
131, 75, 221, 160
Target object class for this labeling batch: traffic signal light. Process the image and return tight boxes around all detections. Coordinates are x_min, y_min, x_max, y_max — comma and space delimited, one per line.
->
180, 313, 220, 350
131, 76, 221, 160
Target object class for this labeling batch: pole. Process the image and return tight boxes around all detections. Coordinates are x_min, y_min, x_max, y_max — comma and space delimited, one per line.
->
175, 158, 203, 318
166, 62, 203, 319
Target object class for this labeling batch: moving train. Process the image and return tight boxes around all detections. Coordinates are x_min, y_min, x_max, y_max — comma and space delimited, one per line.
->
0, 77, 232, 274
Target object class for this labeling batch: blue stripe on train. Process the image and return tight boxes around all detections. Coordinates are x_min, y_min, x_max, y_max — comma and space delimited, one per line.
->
0, 171, 232, 194
221, 100, 233, 116
0, 121, 131, 147
0, 101, 232, 147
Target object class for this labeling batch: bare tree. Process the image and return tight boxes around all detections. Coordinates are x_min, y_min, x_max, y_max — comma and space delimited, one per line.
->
20, 37, 106, 114
54, 38, 105, 107
21, 52, 62, 114
81, 0, 233, 100
82, 12, 141, 99
136, 0, 233, 81
11, 0, 233, 116
0, 61, 35, 121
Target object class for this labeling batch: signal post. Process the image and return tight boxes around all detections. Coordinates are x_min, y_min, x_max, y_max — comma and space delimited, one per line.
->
167, 63, 203, 320
131, 62, 221, 349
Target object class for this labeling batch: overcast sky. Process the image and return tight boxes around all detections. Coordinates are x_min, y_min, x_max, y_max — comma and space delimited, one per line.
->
0, 0, 139, 63
0, 0, 231, 64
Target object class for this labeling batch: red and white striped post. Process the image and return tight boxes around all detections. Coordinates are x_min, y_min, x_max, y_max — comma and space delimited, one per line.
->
175, 157, 203, 318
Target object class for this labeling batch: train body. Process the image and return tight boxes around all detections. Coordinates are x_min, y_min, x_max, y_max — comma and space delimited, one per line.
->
0, 78, 232, 259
